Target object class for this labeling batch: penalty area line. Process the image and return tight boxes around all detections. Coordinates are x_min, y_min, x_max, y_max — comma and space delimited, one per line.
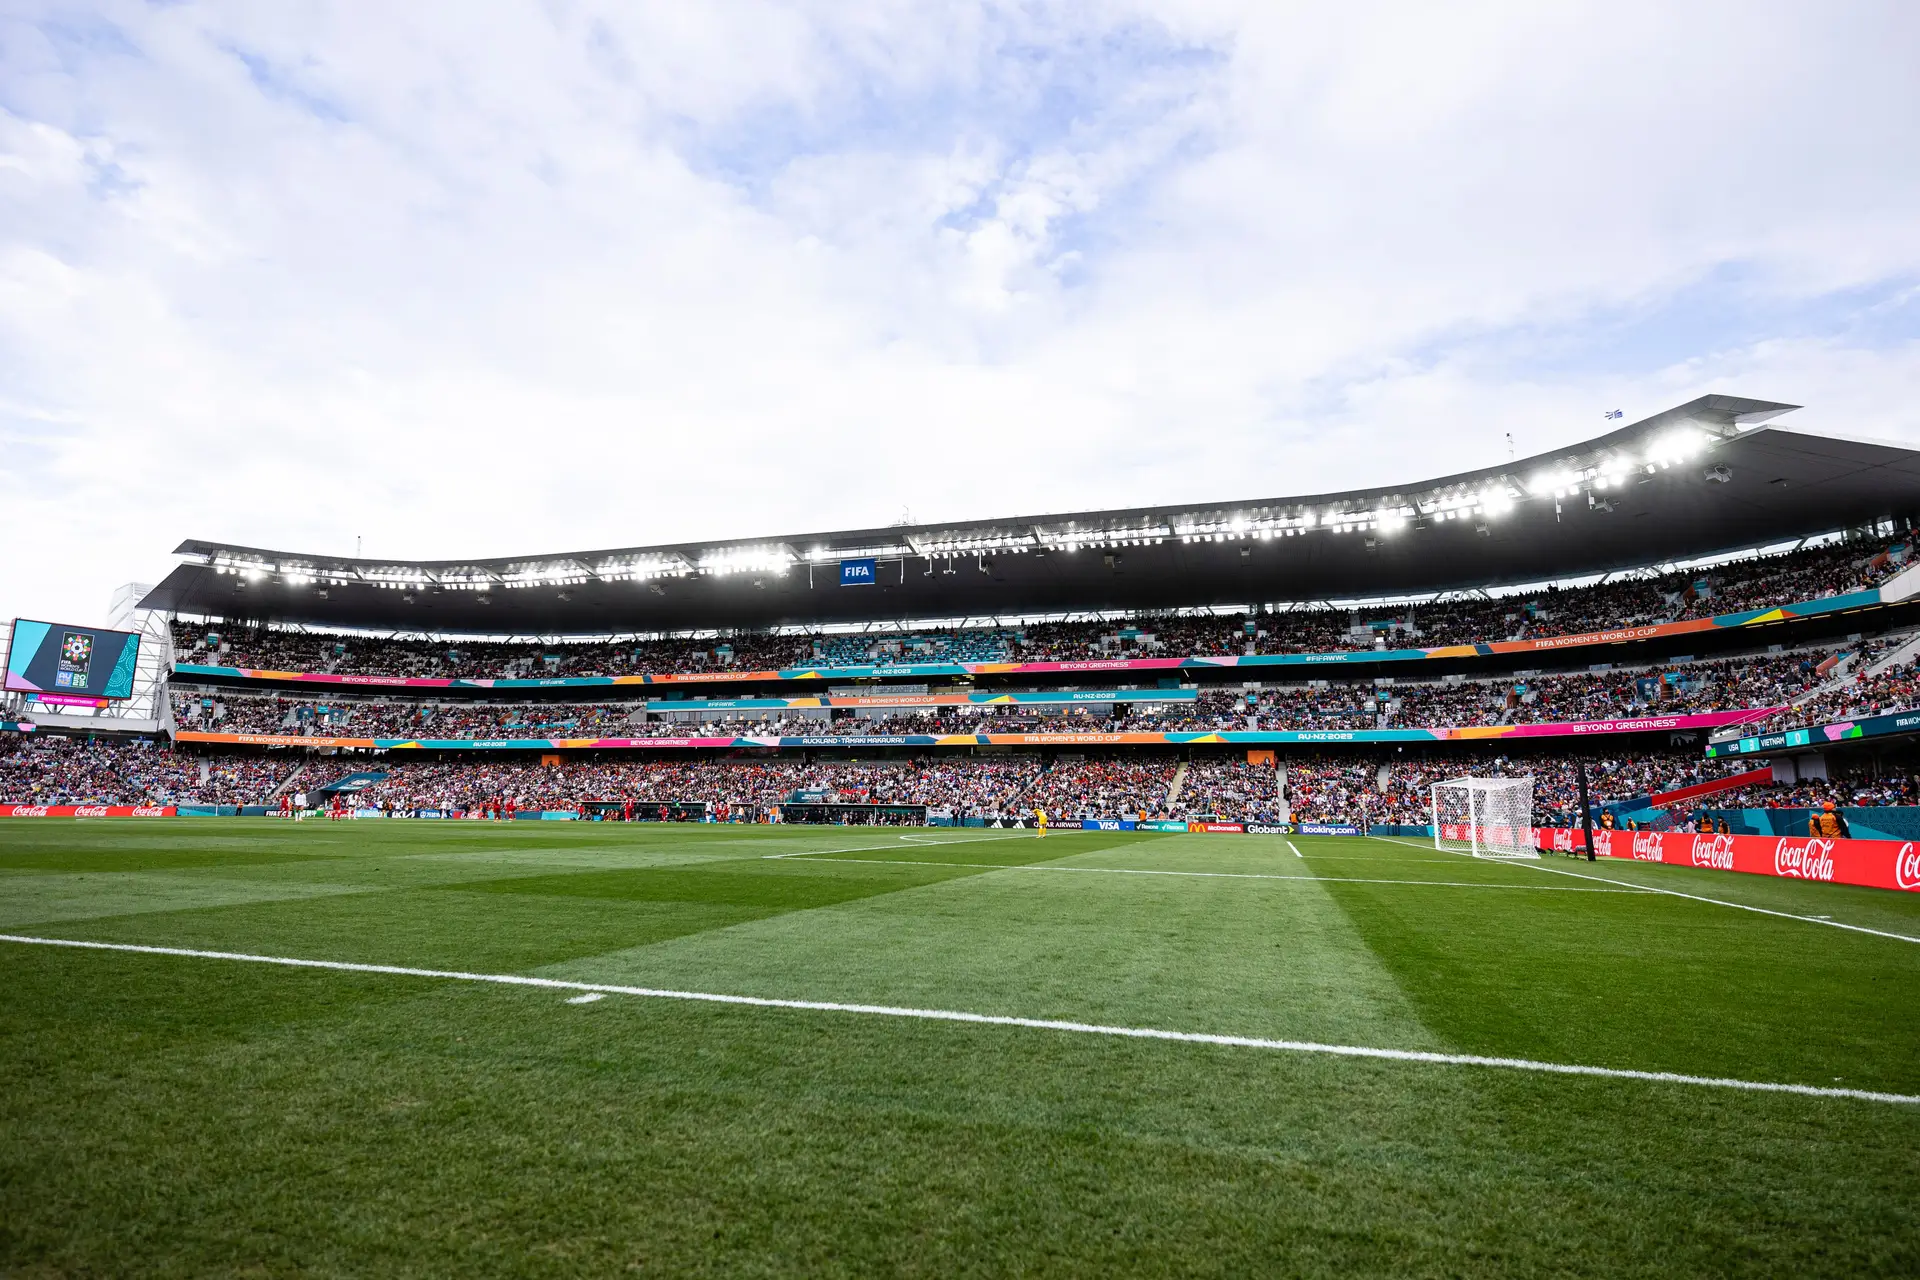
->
2, 933, 1913, 1107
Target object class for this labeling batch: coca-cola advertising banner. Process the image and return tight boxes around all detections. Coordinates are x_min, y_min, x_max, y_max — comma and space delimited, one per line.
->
2, 805, 176, 818
1534, 827, 1920, 894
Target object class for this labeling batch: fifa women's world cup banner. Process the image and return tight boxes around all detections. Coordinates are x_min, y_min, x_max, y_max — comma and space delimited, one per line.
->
1533, 826, 1920, 894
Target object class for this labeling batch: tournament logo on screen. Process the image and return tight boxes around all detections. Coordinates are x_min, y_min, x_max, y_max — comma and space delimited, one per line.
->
6, 619, 141, 701
55, 631, 94, 689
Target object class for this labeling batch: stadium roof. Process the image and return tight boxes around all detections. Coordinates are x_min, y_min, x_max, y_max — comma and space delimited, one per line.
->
142, 396, 1920, 635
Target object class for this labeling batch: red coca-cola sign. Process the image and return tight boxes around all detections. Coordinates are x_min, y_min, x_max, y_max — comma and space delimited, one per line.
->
1531, 827, 1916, 893
1774, 838, 1837, 882
3, 804, 177, 818
1688, 833, 1736, 871
1897, 843, 1920, 892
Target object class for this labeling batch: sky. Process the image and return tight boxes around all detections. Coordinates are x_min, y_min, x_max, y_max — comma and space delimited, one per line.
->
1, 0, 1917, 625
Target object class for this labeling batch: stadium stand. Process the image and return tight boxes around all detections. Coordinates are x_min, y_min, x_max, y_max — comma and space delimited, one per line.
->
164, 636, 1910, 740
166, 533, 1912, 682
16, 736, 1915, 831
12, 401, 1920, 835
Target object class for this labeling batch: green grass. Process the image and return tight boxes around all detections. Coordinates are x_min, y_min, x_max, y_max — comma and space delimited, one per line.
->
2, 820, 1917, 1277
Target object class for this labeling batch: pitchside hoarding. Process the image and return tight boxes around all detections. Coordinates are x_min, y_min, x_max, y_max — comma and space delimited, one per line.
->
5, 619, 140, 701
1527, 826, 1919, 894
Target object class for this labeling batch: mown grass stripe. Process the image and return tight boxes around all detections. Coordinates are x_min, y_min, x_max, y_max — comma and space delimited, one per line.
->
785, 856, 1646, 891
3, 931, 1911, 1107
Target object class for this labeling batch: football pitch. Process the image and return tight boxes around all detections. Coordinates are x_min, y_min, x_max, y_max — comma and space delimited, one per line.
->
2, 821, 1916, 1277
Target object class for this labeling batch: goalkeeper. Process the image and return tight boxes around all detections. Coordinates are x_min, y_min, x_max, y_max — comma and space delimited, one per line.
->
1033, 807, 1048, 838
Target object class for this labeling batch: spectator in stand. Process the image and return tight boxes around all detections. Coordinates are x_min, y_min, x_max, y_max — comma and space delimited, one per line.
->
168, 634, 1883, 743
171, 535, 1911, 681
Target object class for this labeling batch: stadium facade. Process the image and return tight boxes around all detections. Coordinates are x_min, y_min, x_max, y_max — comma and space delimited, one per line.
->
5, 396, 1919, 833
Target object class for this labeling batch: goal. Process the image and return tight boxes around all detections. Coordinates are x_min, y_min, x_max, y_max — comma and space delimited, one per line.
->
1431, 777, 1539, 858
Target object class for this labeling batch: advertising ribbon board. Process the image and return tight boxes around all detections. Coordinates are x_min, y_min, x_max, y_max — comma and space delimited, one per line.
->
1532, 826, 1920, 894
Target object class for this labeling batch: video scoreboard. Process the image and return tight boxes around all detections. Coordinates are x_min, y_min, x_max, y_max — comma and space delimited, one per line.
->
5, 619, 141, 703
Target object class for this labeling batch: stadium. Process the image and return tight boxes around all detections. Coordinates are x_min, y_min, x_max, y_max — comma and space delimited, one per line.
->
3, 393, 1919, 1271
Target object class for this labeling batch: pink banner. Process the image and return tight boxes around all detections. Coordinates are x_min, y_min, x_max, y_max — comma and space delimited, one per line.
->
1472, 707, 1784, 739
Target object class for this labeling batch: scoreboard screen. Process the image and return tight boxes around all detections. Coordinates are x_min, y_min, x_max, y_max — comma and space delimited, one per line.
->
5, 619, 141, 701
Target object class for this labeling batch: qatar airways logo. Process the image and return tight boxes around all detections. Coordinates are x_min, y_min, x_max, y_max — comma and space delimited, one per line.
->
1630, 831, 1664, 862
1774, 839, 1836, 881
1896, 843, 1920, 891
1689, 833, 1736, 871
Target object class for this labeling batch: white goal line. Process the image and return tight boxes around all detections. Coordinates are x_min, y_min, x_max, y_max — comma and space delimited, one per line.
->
2, 932, 1912, 1107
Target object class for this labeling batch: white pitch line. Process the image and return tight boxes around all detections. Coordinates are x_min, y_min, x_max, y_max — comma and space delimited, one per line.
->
1368, 836, 1920, 945
1517, 860, 1920, 945
3, 932, 1911, 1107
565, 992, 605, 1005
1286, 840, 1304, 859
761, 855, 1652, 891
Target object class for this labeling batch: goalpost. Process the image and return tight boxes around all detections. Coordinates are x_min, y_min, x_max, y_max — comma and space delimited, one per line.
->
1431, 776, 1539, 859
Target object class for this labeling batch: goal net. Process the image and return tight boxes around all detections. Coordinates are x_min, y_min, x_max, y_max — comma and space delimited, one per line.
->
1431, 777, 1538, 858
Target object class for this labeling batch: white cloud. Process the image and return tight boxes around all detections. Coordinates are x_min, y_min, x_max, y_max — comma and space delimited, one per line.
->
0, 0, 1915, 624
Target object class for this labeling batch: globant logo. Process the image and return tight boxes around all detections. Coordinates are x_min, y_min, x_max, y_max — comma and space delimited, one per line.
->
1774, 838, 1836, 882
1245, 823, 1293, 836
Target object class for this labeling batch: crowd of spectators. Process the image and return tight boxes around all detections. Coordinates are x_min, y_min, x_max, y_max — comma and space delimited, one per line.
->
1280, 751, 1771, 827
172, 537, 1910, 680
166, 639, 1876, 745
1702, 771, 1920, 810
1725, 643, 1920, 736
1020, 758, 1179, 820
8, 731, 1918, 822
347, 758, 1044, 816
173, 693, 645, 739
0, 736, 296, 806
1178, 759, 1284, 822
810, 630, 1016, 665
1671, 540, 1909, 620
